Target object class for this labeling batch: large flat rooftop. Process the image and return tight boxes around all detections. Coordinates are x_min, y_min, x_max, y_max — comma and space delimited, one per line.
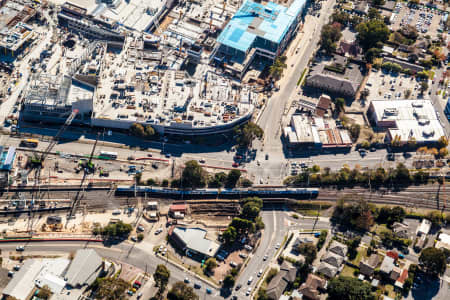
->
217, 0, 305, 53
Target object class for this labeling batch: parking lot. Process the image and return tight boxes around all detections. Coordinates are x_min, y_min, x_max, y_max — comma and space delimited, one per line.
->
390, 2, 446, 38
365, 69, 430, 102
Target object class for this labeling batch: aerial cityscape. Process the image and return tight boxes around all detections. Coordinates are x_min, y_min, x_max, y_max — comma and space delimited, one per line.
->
0, 0, 450, 299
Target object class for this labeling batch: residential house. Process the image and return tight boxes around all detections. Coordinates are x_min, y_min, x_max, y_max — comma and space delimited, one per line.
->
417, 219, 431, 236
322, 252, 344, 268
298, 274, 327, 300
337, 40, 362, 59
395, 269, 409, 289
329, 241, 348, 257
359, 254, 380, 277
392, 222, 409, 239
266, 261, 297, 300
390, 266, 401, 281
380, 256, 395, 275
317, 262, 338, 278
354, 1, 369, 15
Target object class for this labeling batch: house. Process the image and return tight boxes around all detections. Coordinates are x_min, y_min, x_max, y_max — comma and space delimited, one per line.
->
65, 249, 103, 287
337, 40, 362, 59
298, 274, 327, 300
392, 222, 409, 239
417, 219, 431, 236
305, 55, 363, 97
353, 1, 369, 15
328, 241, 348, 257
317, 261, 338, 278
169, 227, 221, 259
395, 269, 409, 289
322, 252, 344, 268
390, 266, 401, 281
380, 256, 395, 274
315, 94, 331, 117
266, 261, 297, 300
359, 254, 380, 277
435, 233, 450, 252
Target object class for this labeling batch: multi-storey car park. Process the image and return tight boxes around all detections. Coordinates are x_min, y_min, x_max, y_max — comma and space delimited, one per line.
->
18, 0, 308, 135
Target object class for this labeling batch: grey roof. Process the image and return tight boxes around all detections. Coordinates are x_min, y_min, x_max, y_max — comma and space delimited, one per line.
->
380, 256, 395, 274
322, 252, 344, 268
65, 249, 103, 287
318, 262, 338, 278
266, 261, 297, 300
173, 227, 221, 257
329, 241, 348, 257
2, 259, 43, 300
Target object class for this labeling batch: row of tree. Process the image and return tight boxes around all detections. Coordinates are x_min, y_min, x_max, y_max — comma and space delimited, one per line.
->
170, 160, 249, 189
152, 264, 199, 300
285, 163, 429, 188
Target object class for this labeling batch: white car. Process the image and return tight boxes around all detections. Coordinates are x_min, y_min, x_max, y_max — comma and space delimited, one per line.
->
257, 269, 263, 277
16, 246, 24, 251
246, 287, 252, 296
275, 243, 281, 249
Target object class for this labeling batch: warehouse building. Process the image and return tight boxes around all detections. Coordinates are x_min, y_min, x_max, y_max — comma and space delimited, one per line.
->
215, 0, 306, 78
368, 100, 446, 145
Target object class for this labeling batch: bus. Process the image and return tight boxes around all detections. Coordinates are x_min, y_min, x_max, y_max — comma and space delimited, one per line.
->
20, 139, 39, 148
99, 151, 118, 160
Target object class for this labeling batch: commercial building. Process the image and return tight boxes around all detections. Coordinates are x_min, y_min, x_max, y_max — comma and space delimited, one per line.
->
283, 115, 352, 149
0, 146, 16, 170
64, 249, 103, 287
215, 0, 306, 78
306, 55, 364, 97
2, 258, 70, 300
368, 100, 446, 145
0, 0, 37, 57
169, 226, 221, 259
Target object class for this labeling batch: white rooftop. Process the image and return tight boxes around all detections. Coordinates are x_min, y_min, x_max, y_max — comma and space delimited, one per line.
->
3, 260, 43, 300
371, 100, 445, 143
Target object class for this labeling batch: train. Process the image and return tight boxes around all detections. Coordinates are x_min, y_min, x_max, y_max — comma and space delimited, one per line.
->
115, 186, 319, 199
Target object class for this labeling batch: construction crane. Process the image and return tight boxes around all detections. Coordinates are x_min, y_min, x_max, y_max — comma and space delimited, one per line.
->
26, 109, 78, 233
67, 132, 100, 221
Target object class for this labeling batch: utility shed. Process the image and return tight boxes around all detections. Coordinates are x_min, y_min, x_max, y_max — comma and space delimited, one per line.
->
64, 249, 103, 287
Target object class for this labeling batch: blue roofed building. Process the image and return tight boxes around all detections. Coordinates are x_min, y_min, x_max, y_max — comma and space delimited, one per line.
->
215, 0, 306, 78
445, 98, 450, 121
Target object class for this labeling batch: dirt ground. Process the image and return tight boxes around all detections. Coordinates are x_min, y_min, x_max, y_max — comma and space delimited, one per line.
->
212, 250, 246, 283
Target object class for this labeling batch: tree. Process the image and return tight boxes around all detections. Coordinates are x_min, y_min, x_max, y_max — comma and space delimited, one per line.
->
269, 56, 287, 80
327, 276, 375, 300
296, 242, 317, 265
348, 124, 361, 142
320, 24, 342, 54
334, 98, 345, 114
405, 89, 412, 98
439, 147, 448, 158
137, 233, 144, 241
130, 123, 146, 137
204, 258, 218, 273
36, 285, 52, 300
230, 217, 255, 234
420, 81, 429, 94
222, 226, 237, 244
167, 281, 199, 300
209, 172, 227, 188
154, 264, 171, 297
223, 274, 235, 288
226, 169, 241, 188
419, 247, 447, 276
368, 8, 381, 20
356, 19, 390, 50
240, 197, 263, 220
371, 0, 385, 6
426, 211, 443, 227
438, 136, 449, 148
234, 122, 263, 149
94, 278, 130, 300
98, 221, 133, 238
182, 160, 207, 189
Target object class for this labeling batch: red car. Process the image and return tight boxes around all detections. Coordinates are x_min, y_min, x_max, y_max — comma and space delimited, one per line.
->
232, 162, 239, 168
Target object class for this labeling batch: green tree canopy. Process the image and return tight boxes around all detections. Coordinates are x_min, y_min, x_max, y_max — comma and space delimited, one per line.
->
419, 247, 447, 276
226, 169, 242, 188
356, 19, 390, 50
320, 24, 342, 54
327, 276, 375, 300
222, 226, 237, 244
182, 160, 207, 189
167, 281, 199, 300
94, 278, 130, 300
234, 122, 264, 149
36, 285, 52, 300
269, 56, 287, 80
204, 257, 218, 272
96, 221, 132, 238
154, 264, 171, 297
223, 274, 235, 288
296, 242, 317, 265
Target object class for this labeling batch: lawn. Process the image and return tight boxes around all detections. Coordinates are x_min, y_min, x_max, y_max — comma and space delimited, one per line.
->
349, 247, 367, 266
384, 284, 397, 299
341, 265, 358, 278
